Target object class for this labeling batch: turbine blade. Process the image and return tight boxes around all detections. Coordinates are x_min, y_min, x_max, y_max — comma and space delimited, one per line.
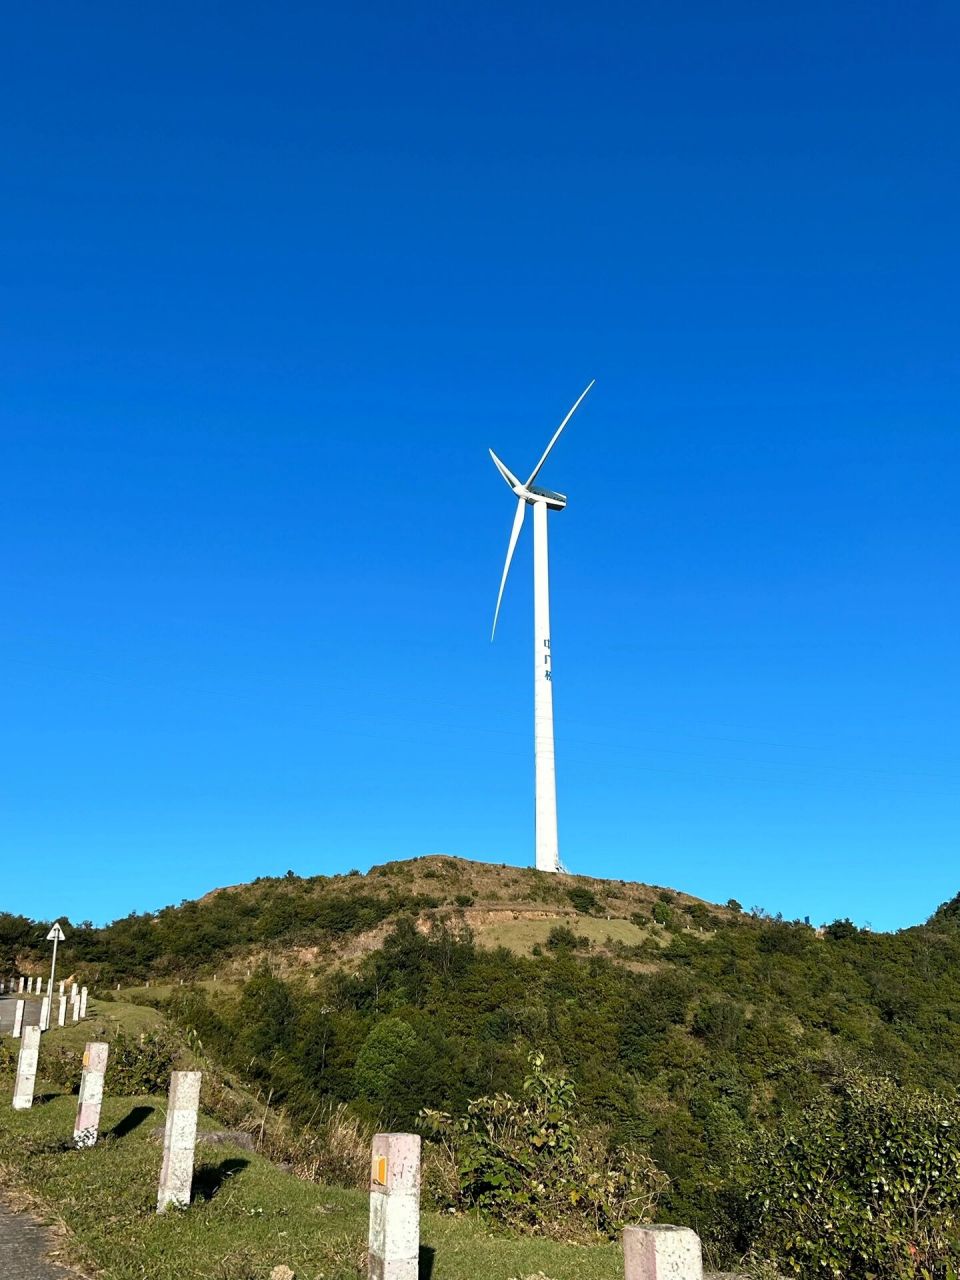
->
489, 448, 521, 490
525, 379, 595, 487
491, 497, 527, 640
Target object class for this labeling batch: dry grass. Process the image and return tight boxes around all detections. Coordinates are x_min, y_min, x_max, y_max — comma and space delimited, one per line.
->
475, 914, 651, 955
287, 1102, 371, 1189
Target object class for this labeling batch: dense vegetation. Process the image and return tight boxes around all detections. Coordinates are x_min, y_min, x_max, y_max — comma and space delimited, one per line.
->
8, 860, 960, 1274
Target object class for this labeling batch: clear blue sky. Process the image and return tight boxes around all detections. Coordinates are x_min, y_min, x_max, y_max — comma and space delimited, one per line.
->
1, 2, 957, 930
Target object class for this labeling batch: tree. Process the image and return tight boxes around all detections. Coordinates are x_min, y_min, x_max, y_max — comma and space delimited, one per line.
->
354, 1017, 421, 1116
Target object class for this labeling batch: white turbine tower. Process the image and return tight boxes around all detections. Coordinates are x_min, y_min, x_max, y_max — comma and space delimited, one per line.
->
489, 380, 595, 873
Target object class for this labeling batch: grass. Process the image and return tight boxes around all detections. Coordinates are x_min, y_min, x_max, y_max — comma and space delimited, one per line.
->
116, 979, 239, 1004
475, 915, 653, 955
44, 999, 165, 1048
0, 1082, 624, 1280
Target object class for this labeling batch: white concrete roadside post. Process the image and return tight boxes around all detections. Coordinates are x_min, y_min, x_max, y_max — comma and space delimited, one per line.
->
157, 1070, 202, 1212
17, 976, 25, 994
59, 980, 65, 998
623, 1225, 703, 1280
72, 997, 80, 1023
79, 986, 88, 1018
367, 1133, 421, 1280
73, 1042, 109, 1148
40, 995, 50, 1031
12, 1025, 41, 1110
70, 982, 78, 1003
12, 1000, 25, 1038
58, 996, 67, 1027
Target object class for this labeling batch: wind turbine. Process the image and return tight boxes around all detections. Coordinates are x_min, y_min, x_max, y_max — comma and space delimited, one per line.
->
489, 380, 595, 874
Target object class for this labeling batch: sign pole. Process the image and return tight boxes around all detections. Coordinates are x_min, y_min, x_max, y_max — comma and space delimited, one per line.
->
47, 922, 66, 1004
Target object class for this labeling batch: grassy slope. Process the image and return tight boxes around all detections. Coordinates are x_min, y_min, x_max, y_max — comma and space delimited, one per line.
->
480, 914, 651, 954
45, 999, 165, 1047
1, 999, 623, 1280
0, 1093, 622, 1280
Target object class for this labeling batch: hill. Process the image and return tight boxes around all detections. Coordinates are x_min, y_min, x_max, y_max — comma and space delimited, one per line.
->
3, 854, 736, 984
8, 857, 960, 1275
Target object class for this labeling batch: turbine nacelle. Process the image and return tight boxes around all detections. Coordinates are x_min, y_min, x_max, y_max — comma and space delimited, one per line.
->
488, 379, 594, 640
529, 484, 567, 509
488, 450, 567, 510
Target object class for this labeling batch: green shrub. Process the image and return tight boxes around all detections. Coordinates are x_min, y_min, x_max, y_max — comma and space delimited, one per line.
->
745, 1069, 960, 1278
38, 1027, 180, 1096
0, 1038, 17, 1075
546, 925, 579, 951
652, 901, 675, 928
684, 902, 715, 930
40, 1045, 82, 1090
106, 1028, 180, 1094
823, 918, 859, 941
421, 1051, 667, 1241
692, 997, 745, 1051
567, 887, 600, 915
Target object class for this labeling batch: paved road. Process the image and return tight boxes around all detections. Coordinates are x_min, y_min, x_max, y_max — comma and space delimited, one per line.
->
0, 995, 44, 1035
0, 1199, 85, 1279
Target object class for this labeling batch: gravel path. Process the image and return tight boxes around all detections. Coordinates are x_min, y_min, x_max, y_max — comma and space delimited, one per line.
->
0, 1198, 85, 1279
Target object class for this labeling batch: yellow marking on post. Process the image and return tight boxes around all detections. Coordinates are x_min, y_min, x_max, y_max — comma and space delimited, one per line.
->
373, 1155, 387, 1185
82, 1051, 90, 1067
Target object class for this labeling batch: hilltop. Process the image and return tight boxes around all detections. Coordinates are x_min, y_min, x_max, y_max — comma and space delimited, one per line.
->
4, 854, 740, 984
195, 853, 740, 975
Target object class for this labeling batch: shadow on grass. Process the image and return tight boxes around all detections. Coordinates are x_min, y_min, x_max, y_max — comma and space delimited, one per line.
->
192, 1158, 250, 1201
108, 1105, 155, 1139
28, 1138, 75, 1155
419, 1245, 436, 1279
